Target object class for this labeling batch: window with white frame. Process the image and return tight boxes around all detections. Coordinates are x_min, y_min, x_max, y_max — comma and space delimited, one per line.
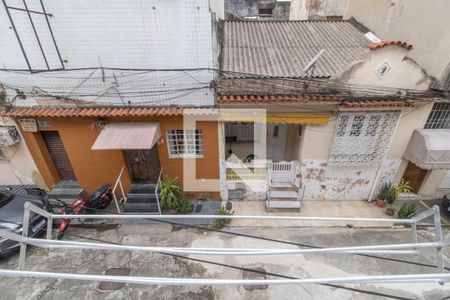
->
166, 130, 204, 157
329, 111, 400, 166
425, 102, 450, 129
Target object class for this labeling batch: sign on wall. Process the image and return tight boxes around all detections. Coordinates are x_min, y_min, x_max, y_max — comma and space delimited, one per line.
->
375, 59, 394, 80
19, 119, 38, 132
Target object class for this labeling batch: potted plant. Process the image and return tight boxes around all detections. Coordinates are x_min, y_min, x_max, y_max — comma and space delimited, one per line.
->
376, 181, 392, 207
159, 176, 186, 213
395, 179, 412, 198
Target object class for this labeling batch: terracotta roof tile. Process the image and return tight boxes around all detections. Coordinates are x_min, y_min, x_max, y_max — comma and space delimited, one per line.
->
3, 107, 204, 118
368, 40, 413, 51
341, 100, 416, 109
217, 94, 344, 104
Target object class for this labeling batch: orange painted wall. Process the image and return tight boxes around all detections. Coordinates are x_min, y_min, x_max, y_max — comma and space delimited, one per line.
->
17, 116, 220, 198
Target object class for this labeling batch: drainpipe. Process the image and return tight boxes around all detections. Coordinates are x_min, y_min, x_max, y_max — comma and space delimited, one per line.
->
368, 165, 382, 202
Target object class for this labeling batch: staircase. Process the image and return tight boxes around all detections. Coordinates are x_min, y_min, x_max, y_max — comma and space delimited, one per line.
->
48, 180, 84, 204
265, 162, 302, 212
123, 183, 161, 214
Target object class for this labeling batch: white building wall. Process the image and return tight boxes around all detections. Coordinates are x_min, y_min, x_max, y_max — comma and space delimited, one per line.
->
0, 0, 218, 106
0, 118, 45, 187
290, 0, 349, 20
344, 0, 450, 85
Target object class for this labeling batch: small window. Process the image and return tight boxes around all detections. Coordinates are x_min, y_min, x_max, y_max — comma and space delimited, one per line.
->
425, 102, 450, 129
166, 130, 204, 157
258, 8, 273, 16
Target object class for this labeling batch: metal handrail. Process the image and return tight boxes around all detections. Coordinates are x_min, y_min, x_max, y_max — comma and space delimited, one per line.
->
155, 168, 163, 215
111, 166, 126, 213
0, 202, 450, 285
9, 202, 447, 286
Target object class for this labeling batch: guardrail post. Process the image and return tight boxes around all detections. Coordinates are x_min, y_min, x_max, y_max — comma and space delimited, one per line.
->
432, 205, 444, 279
46, 215, 53, 240
118, 179, 126, 203
18, 203, 32, 270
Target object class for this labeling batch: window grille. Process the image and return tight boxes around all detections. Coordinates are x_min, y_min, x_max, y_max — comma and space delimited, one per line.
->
424, 102, 450, 129
166, 130, 203, 157
329, 111, 400, 166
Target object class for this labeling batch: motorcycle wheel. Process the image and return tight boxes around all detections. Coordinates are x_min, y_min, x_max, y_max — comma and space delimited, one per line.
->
99, 194, 113, 209
57, 232, 64, 240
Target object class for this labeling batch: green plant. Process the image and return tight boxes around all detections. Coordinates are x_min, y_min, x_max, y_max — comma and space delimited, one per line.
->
378, 181, 396, 204
395, 179, 412, 197
212, 206, 234, 229
398, 201, 418, 219
177, 201, 194, 214
159, 176, 185, 211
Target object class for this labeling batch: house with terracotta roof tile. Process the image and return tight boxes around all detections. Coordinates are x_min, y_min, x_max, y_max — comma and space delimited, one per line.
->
0, 1, 225, 211
217, 20, 449, 208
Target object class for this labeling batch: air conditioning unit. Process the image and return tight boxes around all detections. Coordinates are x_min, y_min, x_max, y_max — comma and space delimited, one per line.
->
0, 126, 21, 148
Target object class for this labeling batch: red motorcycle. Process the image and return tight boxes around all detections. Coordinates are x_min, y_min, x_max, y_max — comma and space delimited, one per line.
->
57, 184, 112, 239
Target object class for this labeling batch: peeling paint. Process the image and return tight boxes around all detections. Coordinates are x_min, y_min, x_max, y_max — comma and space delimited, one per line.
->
299, 159, 401, 201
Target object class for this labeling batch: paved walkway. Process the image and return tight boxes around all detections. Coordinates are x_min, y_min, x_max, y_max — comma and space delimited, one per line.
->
226, 200, 397, 227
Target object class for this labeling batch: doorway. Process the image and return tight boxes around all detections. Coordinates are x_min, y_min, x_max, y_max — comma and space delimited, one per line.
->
401, 161, 428, 194
41, 131, 76, 180
124, 147, 161, 183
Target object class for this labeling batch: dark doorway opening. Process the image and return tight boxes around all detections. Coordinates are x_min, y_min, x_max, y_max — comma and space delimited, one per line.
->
41, 131, 76, 180
401, 161, 428, 194
124, 147, 161, 183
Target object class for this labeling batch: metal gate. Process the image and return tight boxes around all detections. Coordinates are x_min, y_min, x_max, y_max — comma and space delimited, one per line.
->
41, 131, 76, 180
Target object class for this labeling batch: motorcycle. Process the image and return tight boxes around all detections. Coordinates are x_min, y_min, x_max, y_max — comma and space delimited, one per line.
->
57, 184, 112, 239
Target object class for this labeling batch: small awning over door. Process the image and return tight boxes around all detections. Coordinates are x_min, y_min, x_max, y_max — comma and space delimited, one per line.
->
91, 122, 161, 150
403, 129, 450, 170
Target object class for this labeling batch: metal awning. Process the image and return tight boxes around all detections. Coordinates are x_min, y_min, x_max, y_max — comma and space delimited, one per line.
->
403, 129, 450, 170
91, 122, 161, 150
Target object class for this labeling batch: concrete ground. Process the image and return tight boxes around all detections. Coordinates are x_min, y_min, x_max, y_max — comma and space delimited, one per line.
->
228, 200, 395, 227
0, 224, 449, 299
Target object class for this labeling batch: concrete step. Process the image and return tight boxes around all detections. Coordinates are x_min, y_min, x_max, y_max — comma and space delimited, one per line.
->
126, 194, 158, 204
48, 180, 84, 202
397, 193, 419, 201
269, 190, 298, 199
270, 182, 296, 189
266, 200, 301, 211
129, 183, 157, 194
123, 202, 159, 213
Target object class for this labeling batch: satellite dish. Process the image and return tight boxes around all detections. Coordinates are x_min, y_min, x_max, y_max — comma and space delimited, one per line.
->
302, 49, 325, 74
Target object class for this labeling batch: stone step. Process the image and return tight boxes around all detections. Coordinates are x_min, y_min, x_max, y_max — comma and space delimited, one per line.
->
269, 190, 298, 199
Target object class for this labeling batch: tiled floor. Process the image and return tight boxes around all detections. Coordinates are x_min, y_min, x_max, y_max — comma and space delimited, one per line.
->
225, 200, 397, 227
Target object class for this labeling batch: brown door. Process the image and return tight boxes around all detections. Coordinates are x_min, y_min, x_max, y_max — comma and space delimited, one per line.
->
41, 131, 76, 180
401, 161, 428, 193
124, 147, 161, 182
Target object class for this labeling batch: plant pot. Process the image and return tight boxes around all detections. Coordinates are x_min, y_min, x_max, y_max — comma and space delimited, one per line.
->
376, 198, 386, 207
385, 208, 395, 216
